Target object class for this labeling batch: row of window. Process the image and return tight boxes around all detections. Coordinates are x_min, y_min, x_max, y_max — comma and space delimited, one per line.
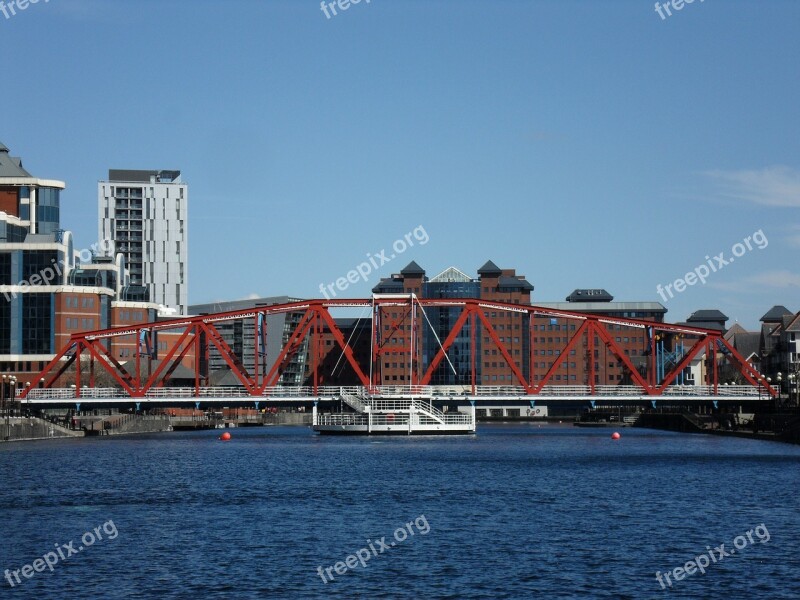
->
64, 296, 95, 309
64, 318, 95, 330
532, 324, 578, 331
118, 310, 145, 321
531, 375, 578, 381
484, 336, 521, 344
532, 362, 579, 369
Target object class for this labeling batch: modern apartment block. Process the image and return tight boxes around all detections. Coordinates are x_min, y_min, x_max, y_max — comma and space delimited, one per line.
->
0, 141, 157, 384
99, 169, 188, 315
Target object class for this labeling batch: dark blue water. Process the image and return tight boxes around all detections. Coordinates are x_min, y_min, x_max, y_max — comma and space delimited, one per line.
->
1, 424, 799, 599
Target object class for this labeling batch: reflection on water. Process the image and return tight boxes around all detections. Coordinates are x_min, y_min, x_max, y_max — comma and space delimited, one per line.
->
1, 424, 799, 599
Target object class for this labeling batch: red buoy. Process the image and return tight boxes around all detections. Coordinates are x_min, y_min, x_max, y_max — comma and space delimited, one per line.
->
611, 432, 621, 440
220, 431, 231, 441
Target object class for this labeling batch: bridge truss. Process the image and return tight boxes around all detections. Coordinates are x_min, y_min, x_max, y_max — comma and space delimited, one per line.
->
20, 295, 776, 402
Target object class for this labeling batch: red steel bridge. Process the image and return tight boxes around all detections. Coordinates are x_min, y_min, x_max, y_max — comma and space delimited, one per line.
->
19, 295, 776, 407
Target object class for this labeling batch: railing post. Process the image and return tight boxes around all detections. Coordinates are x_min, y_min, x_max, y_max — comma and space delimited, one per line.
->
470, 399, 476, 429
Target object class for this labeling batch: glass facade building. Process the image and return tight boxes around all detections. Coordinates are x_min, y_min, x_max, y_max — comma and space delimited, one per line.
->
423, 271, 481, 385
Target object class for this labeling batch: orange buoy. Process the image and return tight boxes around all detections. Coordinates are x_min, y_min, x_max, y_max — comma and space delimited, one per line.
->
611, 432, 621, 440
220, 431, 231, 441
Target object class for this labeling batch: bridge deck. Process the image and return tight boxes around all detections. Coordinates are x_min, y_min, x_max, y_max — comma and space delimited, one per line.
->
17, 384, 770, 405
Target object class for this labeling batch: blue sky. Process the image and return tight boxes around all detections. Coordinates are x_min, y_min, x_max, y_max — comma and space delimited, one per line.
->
2, 0, 798, 328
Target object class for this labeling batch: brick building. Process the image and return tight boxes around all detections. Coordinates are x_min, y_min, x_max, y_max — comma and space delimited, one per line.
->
534, 290, 667, 386
310, 264, 670, 388
0, 141, 159, 385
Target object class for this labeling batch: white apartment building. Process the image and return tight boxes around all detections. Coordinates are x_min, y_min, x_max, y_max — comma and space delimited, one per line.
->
99, 169, 188, 315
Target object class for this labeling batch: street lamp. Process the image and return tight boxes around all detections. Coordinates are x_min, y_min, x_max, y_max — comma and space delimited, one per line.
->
777, 372, 783, 403
2, 374, 7, 441
2, 375, 14, 441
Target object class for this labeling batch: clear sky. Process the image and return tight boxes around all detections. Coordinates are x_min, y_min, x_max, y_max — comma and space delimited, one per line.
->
3, 0, 798, 329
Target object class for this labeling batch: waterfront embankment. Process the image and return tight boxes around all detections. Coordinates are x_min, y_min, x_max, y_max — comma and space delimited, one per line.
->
1, 411, 313, 443
633, 411, 800, 445
0, 416, 84, 442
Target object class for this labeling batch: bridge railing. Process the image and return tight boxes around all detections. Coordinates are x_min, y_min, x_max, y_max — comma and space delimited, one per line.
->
21, 383, 767, 401
373, 385, 434, 396
661, 385, 761, 397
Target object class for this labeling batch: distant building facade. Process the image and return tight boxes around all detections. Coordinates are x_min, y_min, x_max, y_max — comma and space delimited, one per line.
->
189, 297, 309, 386
758, 305, 800, 401
99, 169, 188, 315
0, 141, 157, 384
535, 290, 667, 386
310, 264, 673, 388
369, 260, 534, 385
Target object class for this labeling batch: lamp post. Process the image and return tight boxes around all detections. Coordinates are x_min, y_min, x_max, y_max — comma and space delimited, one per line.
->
788, 369, 799, 408
2, 375, 14, 441
777, 372, 783, 404
2, 374, 6, 441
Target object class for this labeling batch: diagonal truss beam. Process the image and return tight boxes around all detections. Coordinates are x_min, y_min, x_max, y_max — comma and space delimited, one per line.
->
534, 320, 591, 393
593, 322, 651, 393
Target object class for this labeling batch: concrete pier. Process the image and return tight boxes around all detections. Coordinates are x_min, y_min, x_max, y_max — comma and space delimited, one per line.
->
1, 417, 85, 442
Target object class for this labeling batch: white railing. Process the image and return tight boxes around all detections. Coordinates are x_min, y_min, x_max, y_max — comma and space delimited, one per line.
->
413, 399, 445, 420
472, 386, 529, 396
315, 411, 470, 427
341, 393, 367, 412
365, 413, 411, 426
369, 399, 413, 412
373, 385, 434, 396
22, 382, 769, 401
316, 414, 370, 426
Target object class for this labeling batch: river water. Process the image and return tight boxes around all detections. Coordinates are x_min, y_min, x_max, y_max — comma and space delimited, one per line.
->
1, 424, 799, 599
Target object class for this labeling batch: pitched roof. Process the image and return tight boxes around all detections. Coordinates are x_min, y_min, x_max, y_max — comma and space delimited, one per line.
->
0, 142, 32, 178
477, 260, 502, 275
566, 289, 614, 302
371, 278, 404, 293
761, 305, 792, 322
400, 261, 425, 276
498, 276, 534, 291
430, 267, 472, 283
730, 332, 761, 360
687, 309, 728, 322
724, 323, 748, 338
679, 320, 726, 332
783, 312, 800, 332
